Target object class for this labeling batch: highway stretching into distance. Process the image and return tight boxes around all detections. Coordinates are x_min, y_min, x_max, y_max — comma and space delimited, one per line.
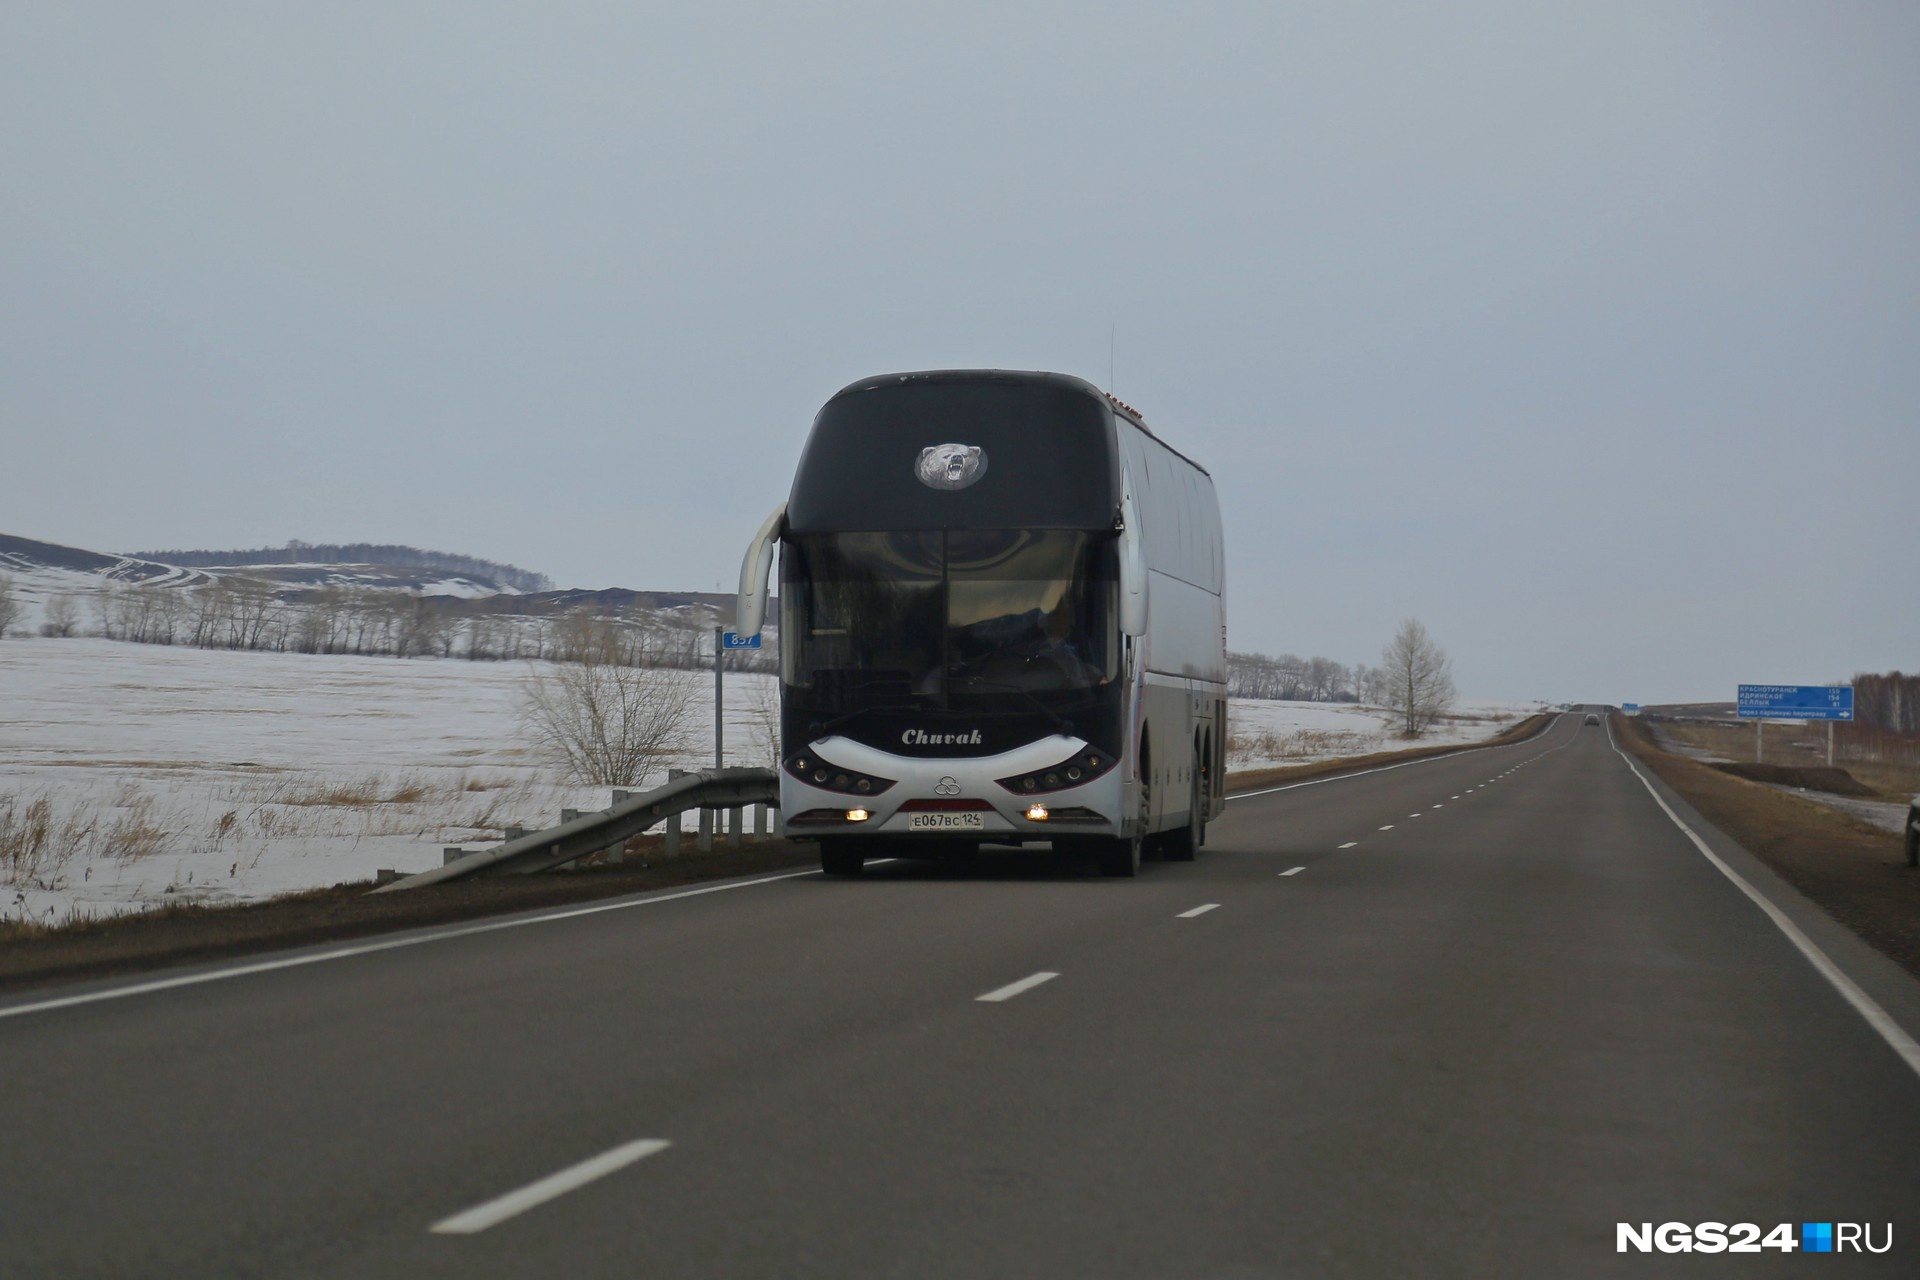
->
5, 712, 1920, 1277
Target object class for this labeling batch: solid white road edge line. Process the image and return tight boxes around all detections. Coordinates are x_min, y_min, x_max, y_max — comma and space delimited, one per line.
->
430, 1138, 671, 1235
1177, 904, 1221, 918
976, 971, 1060, 1003
1607, 721, 1920, 1083
1337, 842, 1358, 849
1280, 867, 1306, 876
1226, 714, 1567, 802
0, 868, 826, 1022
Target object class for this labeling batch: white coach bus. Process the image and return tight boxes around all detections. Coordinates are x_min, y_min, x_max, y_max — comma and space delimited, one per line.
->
737, 369, 1225, 877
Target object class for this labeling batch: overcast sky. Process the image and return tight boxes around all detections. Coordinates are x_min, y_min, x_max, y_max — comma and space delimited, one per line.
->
3, 2, 1914, 702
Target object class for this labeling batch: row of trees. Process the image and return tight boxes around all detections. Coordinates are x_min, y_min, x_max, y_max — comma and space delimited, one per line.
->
131, 541, 553, 593
1229, 619, 1457, 736
1227, 651, 1372, 703
1854, 671, 1920, 734
20, 578, 776, 671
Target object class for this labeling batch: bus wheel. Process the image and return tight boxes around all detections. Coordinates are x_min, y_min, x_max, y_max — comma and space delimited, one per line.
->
1164, 770, 1201, 862
819, 839, 864, 877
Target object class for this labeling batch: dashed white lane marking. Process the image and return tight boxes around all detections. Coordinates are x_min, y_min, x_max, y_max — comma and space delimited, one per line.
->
1337, 842, 1358, 849
1280, 867, 1306, 877
1432, 803, 1445, 808
431, 1139, 671, 1235
1379, 824, 1395, 831
976, 972, 1060, 1003
1408, 813, 1423, 818
1177, 904, 1221, 918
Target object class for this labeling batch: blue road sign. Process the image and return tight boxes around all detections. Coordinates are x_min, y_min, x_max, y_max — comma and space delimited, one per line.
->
1736, 684, 1853, 721
1622, 703, 1640, 712
721, 631, 762, 650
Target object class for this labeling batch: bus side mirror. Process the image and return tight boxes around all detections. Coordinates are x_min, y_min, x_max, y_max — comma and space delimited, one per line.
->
1119, 486, 1146, 637
736, 502, 787, 638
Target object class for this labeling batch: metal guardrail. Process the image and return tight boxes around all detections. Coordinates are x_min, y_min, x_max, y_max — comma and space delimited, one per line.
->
369, 767, 778, 893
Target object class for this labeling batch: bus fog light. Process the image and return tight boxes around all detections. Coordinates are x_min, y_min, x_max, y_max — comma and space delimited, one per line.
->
1026, 804, 1049, 821
846, 808, 871, 822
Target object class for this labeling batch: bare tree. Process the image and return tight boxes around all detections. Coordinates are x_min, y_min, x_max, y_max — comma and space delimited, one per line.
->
1352, 662, 1390, 707
41, 592, 79, 638
519, 616, 699, 786
0, 575, 18, 638
189, 582, 233, 648
742, 673, 783, 769
1381, 618, 1455, 736
225, 577, 281, 650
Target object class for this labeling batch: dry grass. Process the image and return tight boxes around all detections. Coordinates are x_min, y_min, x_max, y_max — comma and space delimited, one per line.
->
1649, 718, 1920, 800
0, 795, 92, 887
101, 795, 170, 860
1, 791, 177, 890
262, 773, 442, 808
1227, 725, 1379, 765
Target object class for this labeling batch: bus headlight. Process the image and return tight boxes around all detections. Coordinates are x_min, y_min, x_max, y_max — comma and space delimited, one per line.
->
996, 748, 1116, 795
784, 755, 896, 796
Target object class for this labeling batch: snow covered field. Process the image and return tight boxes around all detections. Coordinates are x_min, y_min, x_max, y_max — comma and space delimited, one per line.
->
0, 638, 1543, 926
0, 639, 779, 928
1227, 697, 1546, 769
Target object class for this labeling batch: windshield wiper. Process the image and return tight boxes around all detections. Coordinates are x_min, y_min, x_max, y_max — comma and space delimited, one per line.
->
953, 676, 1075, 736
811, 702, 923, 738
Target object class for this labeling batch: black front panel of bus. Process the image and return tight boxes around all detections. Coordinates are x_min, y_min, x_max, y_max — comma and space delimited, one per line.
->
787, 379, 1119, 533
782, 689, 1125, 763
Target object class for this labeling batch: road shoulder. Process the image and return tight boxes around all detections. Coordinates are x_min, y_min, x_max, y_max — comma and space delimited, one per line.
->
1611, 713, 1920, 1047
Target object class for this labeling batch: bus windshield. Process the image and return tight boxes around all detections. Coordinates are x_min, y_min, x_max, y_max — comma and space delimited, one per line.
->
783, 530, 1118, 708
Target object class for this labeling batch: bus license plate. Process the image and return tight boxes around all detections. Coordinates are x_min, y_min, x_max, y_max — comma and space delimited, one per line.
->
907, 812, 985, 831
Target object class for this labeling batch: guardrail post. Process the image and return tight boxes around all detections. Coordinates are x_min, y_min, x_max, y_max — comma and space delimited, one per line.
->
506, 826, 526, 842
754, 803, 767, 839
727, 806, 742, 850
698, 807, 713, 853
443, 847, 468, 866
663, 814, 680, 858
561, 809, 580, 824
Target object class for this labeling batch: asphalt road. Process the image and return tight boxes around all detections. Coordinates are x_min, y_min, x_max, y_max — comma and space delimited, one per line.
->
5, 712, 1919, 1277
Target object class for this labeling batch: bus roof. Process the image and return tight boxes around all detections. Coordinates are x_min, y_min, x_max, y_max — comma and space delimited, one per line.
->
826, 369, 1211, 479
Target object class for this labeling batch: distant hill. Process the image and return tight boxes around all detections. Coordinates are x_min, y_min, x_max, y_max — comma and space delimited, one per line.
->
0, 531, 756, 642
133, 541, 552, 595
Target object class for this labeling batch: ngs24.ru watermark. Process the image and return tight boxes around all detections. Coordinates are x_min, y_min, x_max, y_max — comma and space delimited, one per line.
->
1619, 1222, 1891, 1254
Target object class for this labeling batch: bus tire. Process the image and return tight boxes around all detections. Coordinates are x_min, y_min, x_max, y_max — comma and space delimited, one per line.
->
1164, 770, 1201, 862
820, 840, 864, 877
